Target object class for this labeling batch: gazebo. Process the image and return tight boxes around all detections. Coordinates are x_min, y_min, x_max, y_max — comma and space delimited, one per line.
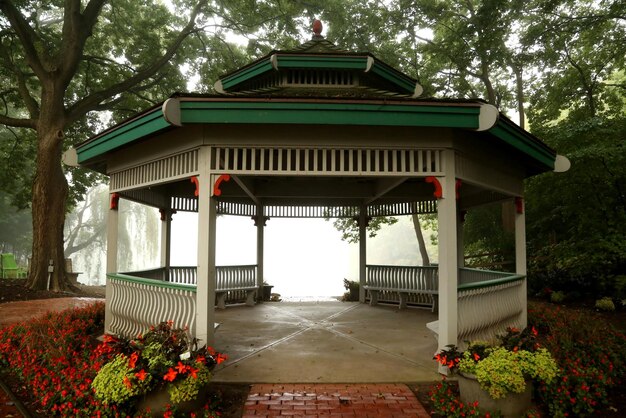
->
69, 25, 566, 355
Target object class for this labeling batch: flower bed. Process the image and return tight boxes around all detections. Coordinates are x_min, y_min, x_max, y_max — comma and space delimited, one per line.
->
0, 303, 223, 417
429, 302, 626, 417
529, 301, 626, 417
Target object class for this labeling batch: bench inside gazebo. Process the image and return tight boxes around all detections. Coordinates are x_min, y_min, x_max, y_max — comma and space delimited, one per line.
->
69, 24, 566, 358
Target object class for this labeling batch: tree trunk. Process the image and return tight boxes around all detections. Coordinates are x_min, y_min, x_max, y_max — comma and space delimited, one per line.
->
27, 126, 71, 291
513, 65, 525, 129
411, 214, 430, 266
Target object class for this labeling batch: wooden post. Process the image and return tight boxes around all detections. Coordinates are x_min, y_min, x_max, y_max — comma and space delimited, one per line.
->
160, 209, 172, 280
359, 206, 367, 303
256, 204, 265, 302
105, 191, 119, 334
437, 150, 459, 353
515, 197, 527, 328
195, 148, 217, 347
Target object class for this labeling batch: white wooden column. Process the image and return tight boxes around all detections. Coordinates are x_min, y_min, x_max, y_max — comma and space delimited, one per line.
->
256, 204, 265, 302
105, 192, 120, 334
160, 210, 172, 274
195, 148, 217, 347
457, 211, 465, 268
359, 206, 367, 303
515, 197, 527, 327
437, 150, 459, 352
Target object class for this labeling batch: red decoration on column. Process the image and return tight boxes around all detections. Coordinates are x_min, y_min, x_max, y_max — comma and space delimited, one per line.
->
425, 176, 443, 199
515, 197, 524, 214
213, 174, 231, 197
190, 176, 199, 197
110, 193, 120, 210
455, 179, 462, 200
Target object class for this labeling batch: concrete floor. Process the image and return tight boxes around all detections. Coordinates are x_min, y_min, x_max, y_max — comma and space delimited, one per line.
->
211, 301, 440, 383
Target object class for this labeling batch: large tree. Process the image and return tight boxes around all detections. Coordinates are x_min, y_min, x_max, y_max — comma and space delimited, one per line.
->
0, 0, 300, 291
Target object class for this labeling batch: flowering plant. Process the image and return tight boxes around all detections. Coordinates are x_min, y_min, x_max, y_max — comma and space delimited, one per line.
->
434, 327, 559, 399
92, 321, 227, 411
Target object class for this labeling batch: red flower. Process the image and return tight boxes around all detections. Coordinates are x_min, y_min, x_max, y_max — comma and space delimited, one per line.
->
216, 353, 228, 364
473, 353, 480, 361
123, 376, 132, 389
128, 352, 139, 369
175, 361, 188, 374
189, 367, 199, 379
135, 369, 148, 381
163, 368, 178, 382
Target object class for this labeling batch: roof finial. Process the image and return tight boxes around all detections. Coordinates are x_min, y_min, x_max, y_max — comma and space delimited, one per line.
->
312, 19, 323, 39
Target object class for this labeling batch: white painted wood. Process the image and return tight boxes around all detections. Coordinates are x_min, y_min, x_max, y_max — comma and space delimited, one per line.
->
515, 198, 528, 328
457, 278, 525, 348
364, 264, 438, 310
359, 207, 367, 303
195, 148, 216, 347
108, 275, 196, 339
437, 150, 459, 351
105, 196, 119, 334
256, 204, 265, 303
477, 104, 499, 131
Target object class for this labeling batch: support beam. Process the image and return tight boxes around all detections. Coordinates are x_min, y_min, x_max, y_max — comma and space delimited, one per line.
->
437, 150, 459, 354
232, 175, 261, 205
196, 148, 217, 347
365, 177, 409, 205
515, 197, 527, 328
359, 207, 367, 303
105, 192, 120, 334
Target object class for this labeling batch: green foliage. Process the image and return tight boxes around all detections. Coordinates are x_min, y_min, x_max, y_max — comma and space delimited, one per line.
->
93, 321, 224, 413
92, 354, 153, 405
463, 205, 515, 270
595, 297, 616, 312
167, 363, 212, 405
458, 347, 558, 399
550, 291, 566, 303
327, 216, 398, 244
526, 116, 626, 296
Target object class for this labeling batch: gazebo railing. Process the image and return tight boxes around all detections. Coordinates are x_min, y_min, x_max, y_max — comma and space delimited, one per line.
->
107, 273, 196, 338
457, 273, 525, 346
365, 264, 438, 308
364, 265, 525, 347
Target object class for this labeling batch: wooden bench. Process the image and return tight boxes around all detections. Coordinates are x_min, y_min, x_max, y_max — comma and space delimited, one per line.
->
364, 264, 438, 312
364, 285, 438, 312
215, 285, 259, 309
215, 264, 259, 309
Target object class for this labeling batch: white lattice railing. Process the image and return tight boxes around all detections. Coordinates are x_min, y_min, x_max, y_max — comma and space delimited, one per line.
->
122, 265, 258, 306
216, 265, 257, 290
365, 264, 438, 308
107, 274, 196, 339
456, 274, 525, 347
169, 266, 197, 285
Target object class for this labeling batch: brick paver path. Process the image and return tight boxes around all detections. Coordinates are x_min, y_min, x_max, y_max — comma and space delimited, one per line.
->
243, 383, 430, 417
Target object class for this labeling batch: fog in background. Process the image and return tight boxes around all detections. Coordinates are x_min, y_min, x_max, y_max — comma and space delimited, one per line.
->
71, 195, 437, 297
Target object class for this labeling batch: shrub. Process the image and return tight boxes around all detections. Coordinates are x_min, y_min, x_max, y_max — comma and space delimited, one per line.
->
550, 291, 566, 303
595, 297, 616, 312
529, 301, 626, 417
